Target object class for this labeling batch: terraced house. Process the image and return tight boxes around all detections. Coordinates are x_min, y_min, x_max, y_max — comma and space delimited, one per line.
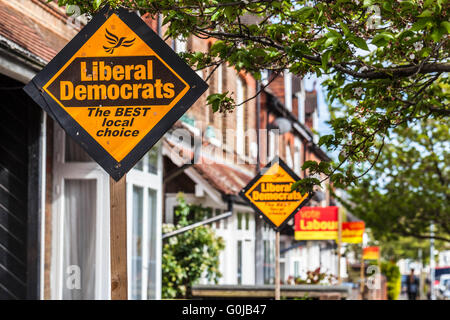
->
0, 0, 344, 300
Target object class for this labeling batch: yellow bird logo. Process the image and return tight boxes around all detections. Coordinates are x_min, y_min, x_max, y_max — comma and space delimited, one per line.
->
103, 28, 135, 54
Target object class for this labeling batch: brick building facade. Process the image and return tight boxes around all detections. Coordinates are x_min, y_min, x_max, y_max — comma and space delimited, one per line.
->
0, 0, 344, 299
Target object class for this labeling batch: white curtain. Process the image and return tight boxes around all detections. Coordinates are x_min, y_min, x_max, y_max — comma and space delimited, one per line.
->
63, 179, 97, 300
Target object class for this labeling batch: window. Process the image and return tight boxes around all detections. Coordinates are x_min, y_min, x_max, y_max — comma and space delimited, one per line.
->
127, 143, 162, 300
131, 186, 144, 300
175, 37, 187, 54
286, 144, 293, 168
206, 207, 213, 219
217, 64, 223, 94
294, 261, 300, 278
237, 212, 243, 230
245, 213, 250, 230
313, 109, 319, 143
52, 126, 110, 300
268, 130, 277, 161
280, 241, 286, 258
53, 122, 162, 301
147, 189, 158, 297
263, 240, 274, 284
237, 240, 242, 285
261, 70, 269, 86
62, 179, 97, 300
223, 213, 228, 230
135, 142, 159, 174
297, 90, 305, 124
215, 208, 222, 229
284, 70, 292, 112
236, 77, 245, 156
294, 137, 302, 175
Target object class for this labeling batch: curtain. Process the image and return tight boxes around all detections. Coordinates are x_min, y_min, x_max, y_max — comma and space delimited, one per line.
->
63, 179, 97, 300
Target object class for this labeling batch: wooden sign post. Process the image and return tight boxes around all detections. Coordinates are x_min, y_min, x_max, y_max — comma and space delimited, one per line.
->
110, 176, 128, 299
337, 208, 342, 284
275, 231, 281, 300
239, 157, 311, 301
360, 245, 365, 298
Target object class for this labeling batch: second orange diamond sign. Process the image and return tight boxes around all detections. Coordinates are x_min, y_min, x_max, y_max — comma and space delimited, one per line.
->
240, 157, 312, 231
24, 6, 207, 180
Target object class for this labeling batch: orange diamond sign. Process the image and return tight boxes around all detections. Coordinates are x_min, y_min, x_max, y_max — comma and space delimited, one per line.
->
240, 157, 311, 231
24, 6, 207, 180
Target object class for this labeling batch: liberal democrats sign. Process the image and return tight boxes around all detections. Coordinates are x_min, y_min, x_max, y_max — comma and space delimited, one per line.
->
240, 157, 311, 231
24, 6, 207, 180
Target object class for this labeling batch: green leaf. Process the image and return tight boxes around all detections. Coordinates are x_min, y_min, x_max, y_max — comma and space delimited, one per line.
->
318, 134, 334, 147
411, 18, 431, 31
295, 6, 315, 19
349, 36, 369, 51
224, 7, 234, 22
93, 0, 102, 10
440, 21, 450, 34
66, 4, 77, 16
430, 26, 446, 42
340, 22, 350, 37
372, 32, 395, 47
417, 9, 433, 18
321, 50, 332, 70
324, 37, 338, 48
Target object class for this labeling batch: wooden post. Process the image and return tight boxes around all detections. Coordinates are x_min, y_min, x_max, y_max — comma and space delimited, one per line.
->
110, 175, 128, 300
337, 209, 342, 284
275, 230, 280, 300
360, 246, 365, 299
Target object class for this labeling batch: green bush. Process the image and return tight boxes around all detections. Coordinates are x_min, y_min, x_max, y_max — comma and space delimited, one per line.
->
381, 261, 401, 300
162, 194, 225, 299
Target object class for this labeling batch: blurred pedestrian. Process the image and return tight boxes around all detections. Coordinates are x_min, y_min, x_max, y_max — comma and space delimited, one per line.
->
407, 269, 419, 300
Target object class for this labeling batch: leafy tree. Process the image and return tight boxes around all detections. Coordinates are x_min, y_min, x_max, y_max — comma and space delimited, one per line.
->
53, 0, 449, 192
161, 194, 224, 299
376, 235, 448, 263
336, 119, 449, 242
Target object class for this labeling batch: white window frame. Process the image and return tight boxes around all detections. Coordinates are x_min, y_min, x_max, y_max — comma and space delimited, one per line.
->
233, 205, 255, 285
284, 70, 292, 112
268, 130, 277, 161
294, 136, 302, 175
52, 125, 163, 300
51, 124, 111, 300
297, 82, 306, 124
175, 36, 187, 54
312, 109, 319, 143
236, 77, 245, 156
217, 64, 223, 94
126, 145, 163, 300
286, 144, 293, 168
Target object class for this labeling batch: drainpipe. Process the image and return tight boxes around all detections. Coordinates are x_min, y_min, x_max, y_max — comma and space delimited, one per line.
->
157, 14, 162, 37
255, 81, 265, 285
256, 81, 261, 173
227, 196, 234, 213
303, 141, 308, 178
